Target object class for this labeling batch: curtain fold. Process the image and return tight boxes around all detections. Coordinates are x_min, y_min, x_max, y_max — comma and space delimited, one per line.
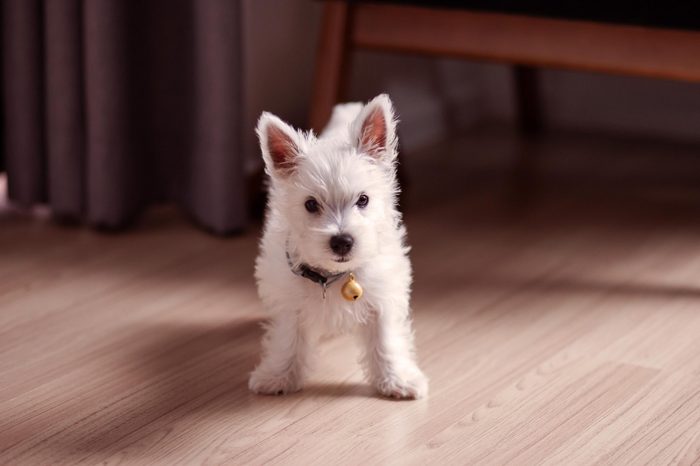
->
45, 0, 84, 219
83, 0, 136, 227
2, 0, 247, 234
188, 0, 245, 233
3, 0, 46, 205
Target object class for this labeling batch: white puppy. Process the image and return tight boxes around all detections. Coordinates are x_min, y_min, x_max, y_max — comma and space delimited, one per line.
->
249, 95, 427, 399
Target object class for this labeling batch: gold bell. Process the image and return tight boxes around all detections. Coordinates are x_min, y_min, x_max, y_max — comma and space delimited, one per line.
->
341, 273, 363, 301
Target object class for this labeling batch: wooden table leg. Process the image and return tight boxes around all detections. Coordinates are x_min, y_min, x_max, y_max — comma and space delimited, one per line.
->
309, 1, 351, 132
510, 65, 543, 207
514, 65, 543, 136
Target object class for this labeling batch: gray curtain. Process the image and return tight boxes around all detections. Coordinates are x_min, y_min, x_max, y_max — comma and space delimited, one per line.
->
2, 0, 247, 234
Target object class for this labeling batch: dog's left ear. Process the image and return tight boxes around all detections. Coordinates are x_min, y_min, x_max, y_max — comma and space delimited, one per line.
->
350, 94, 397, 164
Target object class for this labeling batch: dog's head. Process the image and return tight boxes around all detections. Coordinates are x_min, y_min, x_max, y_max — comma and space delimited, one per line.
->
257, 94, 400, 272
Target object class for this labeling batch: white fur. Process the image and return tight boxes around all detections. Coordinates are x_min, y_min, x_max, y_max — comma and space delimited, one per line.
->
249, 95, 428, 399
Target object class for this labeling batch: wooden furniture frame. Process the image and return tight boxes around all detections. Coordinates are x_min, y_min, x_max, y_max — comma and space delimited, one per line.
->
310, 1, 700, 131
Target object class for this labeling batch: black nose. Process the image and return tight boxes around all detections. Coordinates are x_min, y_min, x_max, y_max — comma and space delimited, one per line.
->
330, 234, 354, 256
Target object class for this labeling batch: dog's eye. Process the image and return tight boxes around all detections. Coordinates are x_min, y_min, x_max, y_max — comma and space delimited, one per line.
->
356, 194, 369, 208
304, 198, 320, 213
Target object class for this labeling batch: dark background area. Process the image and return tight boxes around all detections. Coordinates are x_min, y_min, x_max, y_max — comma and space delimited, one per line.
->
1, 0, 699, 235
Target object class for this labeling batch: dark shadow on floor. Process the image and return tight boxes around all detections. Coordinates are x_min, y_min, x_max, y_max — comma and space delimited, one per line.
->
4, 317, 383, 463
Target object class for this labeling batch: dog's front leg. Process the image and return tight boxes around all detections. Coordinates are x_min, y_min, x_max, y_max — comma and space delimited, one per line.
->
249, 311, 312, 395
361, 309, 428, 399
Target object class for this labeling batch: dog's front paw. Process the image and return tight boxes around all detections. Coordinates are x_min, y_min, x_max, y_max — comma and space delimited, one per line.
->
248, 369, 303, 396
376, 367, 428, 400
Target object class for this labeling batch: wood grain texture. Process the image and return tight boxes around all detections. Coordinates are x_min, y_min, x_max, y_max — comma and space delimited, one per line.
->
352, 3, 700, 83
2, 130, 700, 464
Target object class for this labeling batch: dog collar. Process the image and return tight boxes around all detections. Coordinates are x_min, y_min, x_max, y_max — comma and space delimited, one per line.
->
284, 237, 364, 301
285, 251, 347, 299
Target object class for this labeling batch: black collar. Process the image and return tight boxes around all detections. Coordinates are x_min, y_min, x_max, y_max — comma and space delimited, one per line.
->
286, 251, 347, 297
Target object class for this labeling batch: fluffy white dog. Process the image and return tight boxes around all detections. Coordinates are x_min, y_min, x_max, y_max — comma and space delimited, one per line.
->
249, 95, 427, 399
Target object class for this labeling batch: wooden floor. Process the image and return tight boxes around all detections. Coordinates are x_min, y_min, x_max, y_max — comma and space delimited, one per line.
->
3, 128, 700, 464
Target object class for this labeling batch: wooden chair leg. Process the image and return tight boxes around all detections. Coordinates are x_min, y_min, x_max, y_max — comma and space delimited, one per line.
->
309, 1, 351, 132
514, 65, 543, 135
509, 65, 543, 207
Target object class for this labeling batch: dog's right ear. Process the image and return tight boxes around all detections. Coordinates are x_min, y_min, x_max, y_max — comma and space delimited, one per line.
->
256, 112, 301, 177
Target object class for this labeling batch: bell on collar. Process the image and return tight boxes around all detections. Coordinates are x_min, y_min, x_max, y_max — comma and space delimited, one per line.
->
341, 273, 363, 301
